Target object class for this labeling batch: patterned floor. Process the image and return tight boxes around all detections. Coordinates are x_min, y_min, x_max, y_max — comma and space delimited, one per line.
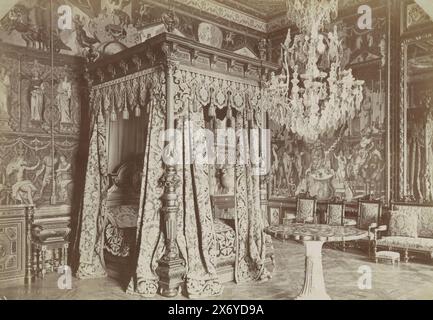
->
2, 240, 433, 300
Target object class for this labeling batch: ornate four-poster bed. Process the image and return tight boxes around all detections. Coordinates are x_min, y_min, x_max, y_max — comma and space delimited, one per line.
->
76, 32, 278, 298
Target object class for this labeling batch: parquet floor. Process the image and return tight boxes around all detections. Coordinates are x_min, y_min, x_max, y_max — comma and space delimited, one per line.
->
2, 240, 433, 300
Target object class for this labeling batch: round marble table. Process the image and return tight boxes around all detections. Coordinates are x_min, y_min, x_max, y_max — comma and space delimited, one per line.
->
265, 223, 368, 300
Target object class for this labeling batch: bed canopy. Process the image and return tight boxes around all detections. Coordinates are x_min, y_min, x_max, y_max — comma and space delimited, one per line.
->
75, 32, 279, 298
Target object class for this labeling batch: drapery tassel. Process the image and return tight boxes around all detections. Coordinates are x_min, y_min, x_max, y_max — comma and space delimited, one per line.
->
97, 108, 104, 123
226, 106, 233, 128
122, 92, 129, 120
208, 104, 216, 118
135, 105, 141, 117
192, 93, 198, 113
247, 108, 253, 121
226, 105, 232, 119
208, 88, 215, 117
246, 94, 253, 121
146, 94, 153, 114
110, 109, 118, 121
226, 91, 233, 127
107, 89, 116, 121
123, 108, 129, 120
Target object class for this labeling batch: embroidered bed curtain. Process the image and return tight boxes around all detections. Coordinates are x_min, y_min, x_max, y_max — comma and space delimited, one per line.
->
76, 69, 159, 279
76, 89, 109, 279
75, 65, 272, 297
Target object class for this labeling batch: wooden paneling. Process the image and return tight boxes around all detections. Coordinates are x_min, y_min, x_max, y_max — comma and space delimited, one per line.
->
0, 205, 26, 282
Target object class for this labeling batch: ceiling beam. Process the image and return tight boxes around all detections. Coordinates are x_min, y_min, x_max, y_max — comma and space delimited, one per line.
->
415, 0, 433, 21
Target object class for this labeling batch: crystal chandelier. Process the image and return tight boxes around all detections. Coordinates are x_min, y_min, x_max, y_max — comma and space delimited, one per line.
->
264, 0, 364, 142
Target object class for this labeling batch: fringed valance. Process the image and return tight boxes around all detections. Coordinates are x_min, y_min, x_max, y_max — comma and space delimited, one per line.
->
172, 67, 264, 128
88, 65, 265, 129
90, 67, 165, 122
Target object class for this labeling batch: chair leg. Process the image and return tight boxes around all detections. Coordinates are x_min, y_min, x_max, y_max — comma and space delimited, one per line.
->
32, 245, 38, 280
41, 247, 46, 279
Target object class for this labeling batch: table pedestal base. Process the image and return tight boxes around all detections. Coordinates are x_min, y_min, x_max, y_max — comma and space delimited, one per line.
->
295, 241, 331, 300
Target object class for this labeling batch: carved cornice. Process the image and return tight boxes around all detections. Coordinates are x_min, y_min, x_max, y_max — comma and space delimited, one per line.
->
87, 32, 279, 86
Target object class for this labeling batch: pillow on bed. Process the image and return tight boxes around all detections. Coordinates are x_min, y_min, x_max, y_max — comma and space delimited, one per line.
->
389, 210, 418, 238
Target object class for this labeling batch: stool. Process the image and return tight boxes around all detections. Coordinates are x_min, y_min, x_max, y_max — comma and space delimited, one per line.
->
375, 251, 400, 266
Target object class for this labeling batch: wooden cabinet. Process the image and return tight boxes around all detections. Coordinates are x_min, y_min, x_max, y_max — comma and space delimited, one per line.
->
0, 205, 27, 283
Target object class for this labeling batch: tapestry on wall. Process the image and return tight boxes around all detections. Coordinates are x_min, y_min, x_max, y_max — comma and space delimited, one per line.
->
269, 75, 386, 202
0, 50, 81, 207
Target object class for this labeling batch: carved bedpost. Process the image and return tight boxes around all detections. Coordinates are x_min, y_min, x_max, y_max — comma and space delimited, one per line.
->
260, 109, 270, 226
156, 42, 186, 297
259, 68, 270, 226
25, 205, 35, 284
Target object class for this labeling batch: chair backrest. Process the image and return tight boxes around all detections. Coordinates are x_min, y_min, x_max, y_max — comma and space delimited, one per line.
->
296, 196, 317, 223
357, 200, 382, 230
326, 201, 345, 226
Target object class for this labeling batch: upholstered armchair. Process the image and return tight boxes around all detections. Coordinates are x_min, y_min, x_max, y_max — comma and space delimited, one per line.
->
356, 200, 386, 258
284, 195, 317, 224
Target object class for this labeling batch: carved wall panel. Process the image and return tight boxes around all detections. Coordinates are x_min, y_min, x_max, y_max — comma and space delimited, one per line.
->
0, 206, 26, 282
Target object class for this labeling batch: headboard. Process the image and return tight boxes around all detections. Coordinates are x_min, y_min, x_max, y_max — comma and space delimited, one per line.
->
107, 155, 143, 207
